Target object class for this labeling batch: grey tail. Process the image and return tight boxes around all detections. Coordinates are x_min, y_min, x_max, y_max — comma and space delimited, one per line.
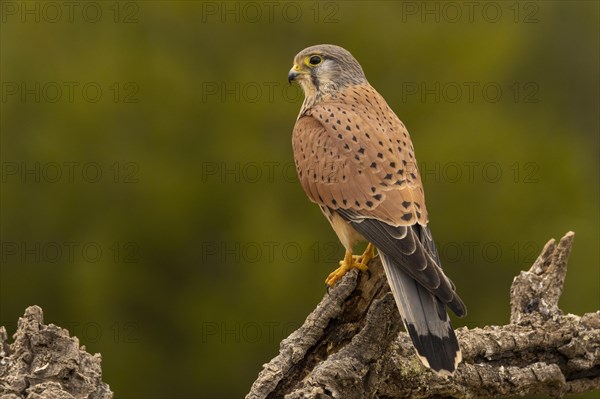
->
380, 252, 462, 375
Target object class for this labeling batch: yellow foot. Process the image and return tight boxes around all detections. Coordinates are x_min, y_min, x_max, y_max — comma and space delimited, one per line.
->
325, 244, 376, 287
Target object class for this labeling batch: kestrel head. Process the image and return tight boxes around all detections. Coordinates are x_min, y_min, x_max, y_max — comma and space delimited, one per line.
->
288, 44, 367, 104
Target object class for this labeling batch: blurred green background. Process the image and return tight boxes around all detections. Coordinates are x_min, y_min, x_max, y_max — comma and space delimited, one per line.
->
1, 1, 598, 398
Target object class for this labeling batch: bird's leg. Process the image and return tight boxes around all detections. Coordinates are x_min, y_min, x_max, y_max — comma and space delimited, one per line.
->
358, 242, 376, 265
325, 246, 372, 287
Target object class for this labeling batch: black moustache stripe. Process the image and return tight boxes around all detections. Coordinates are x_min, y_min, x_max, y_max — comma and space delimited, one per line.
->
310, 70, 319, 91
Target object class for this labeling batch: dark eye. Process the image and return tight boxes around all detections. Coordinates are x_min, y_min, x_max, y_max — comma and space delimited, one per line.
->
309, 55, 322, 66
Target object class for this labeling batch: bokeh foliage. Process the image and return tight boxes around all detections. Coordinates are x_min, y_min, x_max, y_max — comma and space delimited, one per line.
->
1, 1, 598, 398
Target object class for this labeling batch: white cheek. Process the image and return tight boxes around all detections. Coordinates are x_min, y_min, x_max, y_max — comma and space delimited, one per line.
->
318, 61, 333, 75
316, 60, 338, 83
299, 79, 315, 95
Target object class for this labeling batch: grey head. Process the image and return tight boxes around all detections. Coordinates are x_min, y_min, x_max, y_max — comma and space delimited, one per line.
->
288, 44, 367, 109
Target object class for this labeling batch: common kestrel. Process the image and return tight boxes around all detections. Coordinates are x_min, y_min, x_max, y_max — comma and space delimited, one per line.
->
288, 44, 466, 375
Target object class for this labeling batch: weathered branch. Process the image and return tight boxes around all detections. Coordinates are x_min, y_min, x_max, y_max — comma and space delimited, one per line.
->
0, 306, 113, 399
247, 231, 600, 398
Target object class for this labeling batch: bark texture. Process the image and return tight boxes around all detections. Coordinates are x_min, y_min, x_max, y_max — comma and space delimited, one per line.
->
247, 231, 600, 398
0, 306, 113, 399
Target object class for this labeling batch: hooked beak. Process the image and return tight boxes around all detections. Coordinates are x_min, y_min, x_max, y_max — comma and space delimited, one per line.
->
288, 64, 303, 84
